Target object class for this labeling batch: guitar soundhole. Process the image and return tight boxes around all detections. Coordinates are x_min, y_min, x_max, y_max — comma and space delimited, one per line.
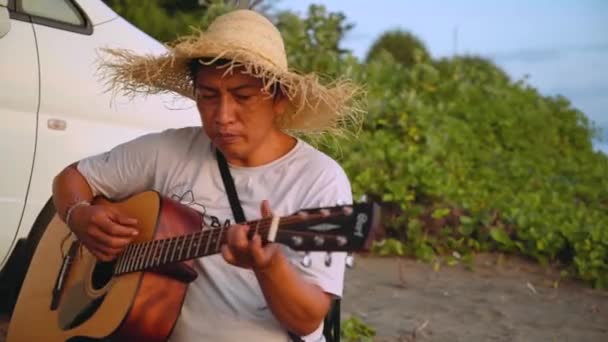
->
91, 261, 115, 290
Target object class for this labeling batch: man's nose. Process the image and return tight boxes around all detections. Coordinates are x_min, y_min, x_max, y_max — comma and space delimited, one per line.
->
215, 94, 237, 125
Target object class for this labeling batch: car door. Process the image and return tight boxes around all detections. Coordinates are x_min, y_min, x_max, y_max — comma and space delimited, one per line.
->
12, 0, 198, 251
0, 0, 39, 266
0, 0, 198, 271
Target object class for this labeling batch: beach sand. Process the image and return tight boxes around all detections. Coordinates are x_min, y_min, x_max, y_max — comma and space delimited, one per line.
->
1, 254, 606, 341
343, 254, 607, 341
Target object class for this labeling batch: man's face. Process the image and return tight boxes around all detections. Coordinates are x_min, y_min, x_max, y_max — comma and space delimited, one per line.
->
194, 65, 288, 166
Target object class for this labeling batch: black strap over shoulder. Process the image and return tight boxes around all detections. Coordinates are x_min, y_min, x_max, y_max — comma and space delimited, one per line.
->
216, 150, 246, 223
216, 150, 304, 342
215, 149, 339, 342
323, 299, 341, 342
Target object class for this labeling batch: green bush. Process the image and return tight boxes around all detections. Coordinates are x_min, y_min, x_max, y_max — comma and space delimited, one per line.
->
277, 5, 608, 288
366, 29, 431, 67
103, 0, 232, 42
341, 316, 376, 342
104, 2, 608, 288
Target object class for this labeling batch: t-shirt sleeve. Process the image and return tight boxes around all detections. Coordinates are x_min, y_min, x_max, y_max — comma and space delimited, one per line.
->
77, 132, 161, 200
286, 161, 353, 298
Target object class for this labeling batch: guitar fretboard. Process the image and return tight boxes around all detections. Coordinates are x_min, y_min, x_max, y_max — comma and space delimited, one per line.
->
113, 217, 273, 274
111, 204, 362, 275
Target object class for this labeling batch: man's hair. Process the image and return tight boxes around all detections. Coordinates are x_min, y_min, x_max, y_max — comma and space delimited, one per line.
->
189, 58, 283, 99
188, 58, 231, 84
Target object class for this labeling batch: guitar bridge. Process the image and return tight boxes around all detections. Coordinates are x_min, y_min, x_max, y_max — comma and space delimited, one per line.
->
50, 241, 79, 310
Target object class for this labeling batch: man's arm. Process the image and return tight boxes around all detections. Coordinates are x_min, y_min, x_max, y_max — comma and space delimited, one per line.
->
255, 248, 333, 336
52, 163, 94, 221
221, 201, 333, 336
53, 131, 164, 260
52, 164, 139, 261
222, 225, 332, 336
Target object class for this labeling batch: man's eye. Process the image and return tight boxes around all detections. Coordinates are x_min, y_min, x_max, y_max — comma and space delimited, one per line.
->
198, 92, 217, 99
235, 94, 253, 101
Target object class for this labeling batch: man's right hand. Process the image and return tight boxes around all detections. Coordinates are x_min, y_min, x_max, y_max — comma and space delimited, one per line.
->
68, 204, 139, 262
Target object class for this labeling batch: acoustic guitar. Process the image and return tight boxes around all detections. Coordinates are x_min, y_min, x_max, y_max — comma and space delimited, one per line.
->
7, 190, 379, 342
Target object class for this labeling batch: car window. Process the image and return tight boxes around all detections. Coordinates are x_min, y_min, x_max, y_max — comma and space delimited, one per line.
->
18, 0, 84, 26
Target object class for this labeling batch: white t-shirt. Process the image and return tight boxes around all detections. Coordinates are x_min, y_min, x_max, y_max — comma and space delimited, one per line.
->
77, 127, 353, 342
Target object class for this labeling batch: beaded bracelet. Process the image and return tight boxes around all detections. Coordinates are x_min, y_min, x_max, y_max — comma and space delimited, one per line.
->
65, 200, 91, 227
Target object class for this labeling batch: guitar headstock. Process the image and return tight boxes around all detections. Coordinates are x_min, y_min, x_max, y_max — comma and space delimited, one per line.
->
272, 202, 380, 253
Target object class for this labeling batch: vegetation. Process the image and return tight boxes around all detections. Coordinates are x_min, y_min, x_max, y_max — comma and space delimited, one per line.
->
103, 2, 608, 289
277, 4, 608, 289
366, 29, 431, 67
102, 0, 272, 42
103, 0, 207, 42
341, 316, 376, 342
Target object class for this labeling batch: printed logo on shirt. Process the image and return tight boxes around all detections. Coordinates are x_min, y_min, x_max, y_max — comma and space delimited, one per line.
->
171, 189, 232, 230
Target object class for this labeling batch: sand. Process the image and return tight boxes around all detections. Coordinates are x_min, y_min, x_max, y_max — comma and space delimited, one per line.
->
342, 254, 607, 341
1, 254, 607, 341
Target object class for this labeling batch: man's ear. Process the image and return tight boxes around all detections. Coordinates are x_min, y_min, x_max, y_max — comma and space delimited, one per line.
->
272, 90, 289, 116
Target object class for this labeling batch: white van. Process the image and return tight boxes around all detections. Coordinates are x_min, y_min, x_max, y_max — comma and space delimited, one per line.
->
0, 0, 198, 309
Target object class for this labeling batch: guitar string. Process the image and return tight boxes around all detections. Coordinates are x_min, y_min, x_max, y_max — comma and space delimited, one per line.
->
140, 209, 345, 259
124, 210, 350, 268
134, 210, 341, 258
116, 225, 350, 274
116, 209, 358, 274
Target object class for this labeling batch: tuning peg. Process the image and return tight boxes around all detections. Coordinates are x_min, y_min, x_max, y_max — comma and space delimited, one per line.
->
300, 252, 312, 268
324, 252, 332, 267
345, 253, 355, 269
291, 235, 303, 247
314, 235, 325, 247
342, 206, 353, 216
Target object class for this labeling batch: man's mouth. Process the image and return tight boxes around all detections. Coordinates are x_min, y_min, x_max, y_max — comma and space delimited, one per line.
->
216, 133, 241, 144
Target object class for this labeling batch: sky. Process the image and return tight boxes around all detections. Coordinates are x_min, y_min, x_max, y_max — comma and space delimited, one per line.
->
277, 0, 608, 153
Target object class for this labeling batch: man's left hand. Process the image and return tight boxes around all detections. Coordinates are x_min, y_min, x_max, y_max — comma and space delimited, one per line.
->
221, 200, 282, 270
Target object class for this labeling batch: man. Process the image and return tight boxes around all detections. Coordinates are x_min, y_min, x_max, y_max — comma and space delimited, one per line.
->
52, 9, 361, 342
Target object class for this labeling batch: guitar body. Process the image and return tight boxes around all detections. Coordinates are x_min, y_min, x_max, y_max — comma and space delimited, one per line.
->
7, 191, 202, 342
8, 190, 380, 342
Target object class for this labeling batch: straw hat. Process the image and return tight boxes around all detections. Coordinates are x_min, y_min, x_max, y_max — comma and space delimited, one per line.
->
99, 9, 362, 134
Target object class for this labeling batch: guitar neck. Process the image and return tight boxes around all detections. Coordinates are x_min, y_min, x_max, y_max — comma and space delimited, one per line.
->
112, 217, 274, 275
111, 201, 378, 275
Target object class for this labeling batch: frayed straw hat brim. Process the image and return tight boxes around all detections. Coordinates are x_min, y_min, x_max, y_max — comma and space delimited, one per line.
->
98, 10, 362, 135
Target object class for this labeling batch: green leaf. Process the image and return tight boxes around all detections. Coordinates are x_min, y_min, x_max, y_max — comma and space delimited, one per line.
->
460, 215, 473, 224
490, 228, 513, 247
458, 224, 475, 236
432, 208, 451, 219
341, 316, 376, 342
